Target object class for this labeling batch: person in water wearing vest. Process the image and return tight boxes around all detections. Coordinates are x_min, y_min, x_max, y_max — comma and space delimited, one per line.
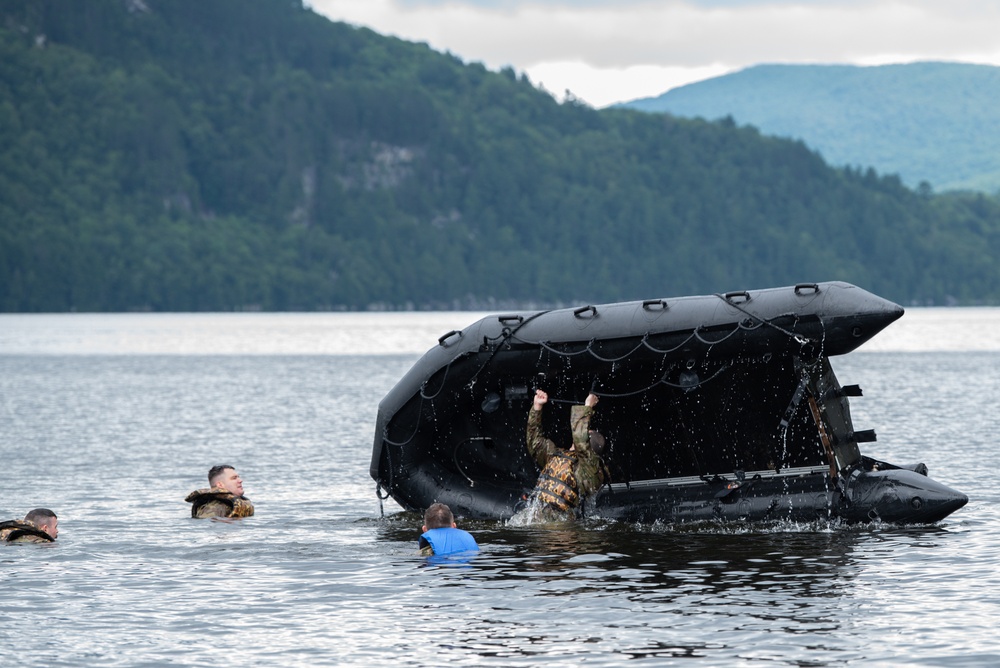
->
418, 502, 479, 557
524, 389, 607, 522
185, 464, 255, 519
1, 508, 58, 544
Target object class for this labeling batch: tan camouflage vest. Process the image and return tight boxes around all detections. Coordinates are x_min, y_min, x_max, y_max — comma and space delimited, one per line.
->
533, 451, 580, 512
0, 519, 55, 543
185, 487, 255, 519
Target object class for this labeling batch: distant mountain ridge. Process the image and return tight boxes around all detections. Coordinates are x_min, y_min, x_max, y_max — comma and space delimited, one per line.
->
623, 62, 1000, 193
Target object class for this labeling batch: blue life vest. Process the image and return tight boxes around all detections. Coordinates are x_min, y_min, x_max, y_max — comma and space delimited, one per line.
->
419, 527, 479, 556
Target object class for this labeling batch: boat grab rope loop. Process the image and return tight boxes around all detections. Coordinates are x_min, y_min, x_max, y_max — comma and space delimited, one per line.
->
580, 362, 732, 399
713, 293, 814, 346
382, 403, 423, 447
692, 322, 744, 345
377, 359, 453, 447
641, 331, 698, 355
419, 360, 453, 400
533, 336, 646, 363
465, 310, 553, 388
520, 310, 795, 364
375, 482, 391, 517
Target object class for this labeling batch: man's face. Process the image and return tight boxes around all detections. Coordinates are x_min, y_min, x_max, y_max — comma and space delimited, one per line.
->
41, 517, 58, 539
216, 469, 244, 496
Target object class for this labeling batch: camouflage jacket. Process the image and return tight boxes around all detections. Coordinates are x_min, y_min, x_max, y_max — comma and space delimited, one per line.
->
526, 403, 605, 512
0, 519, 55, 543
185, 487, 255, 519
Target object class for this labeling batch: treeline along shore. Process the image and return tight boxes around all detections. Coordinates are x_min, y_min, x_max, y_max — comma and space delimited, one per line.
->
2, 0, 999, 312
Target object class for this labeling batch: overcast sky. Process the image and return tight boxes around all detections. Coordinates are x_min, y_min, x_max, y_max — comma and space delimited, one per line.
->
305, 0, 1000, 107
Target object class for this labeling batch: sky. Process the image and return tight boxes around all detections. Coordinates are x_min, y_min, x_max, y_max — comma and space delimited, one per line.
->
305, 0, 1000, 107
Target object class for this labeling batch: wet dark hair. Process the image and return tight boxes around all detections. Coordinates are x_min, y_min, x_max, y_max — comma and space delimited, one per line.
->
208, 464, 235, 485
589, 431, 607, 456
423, 502, 455, 529
24, 508, 57, 523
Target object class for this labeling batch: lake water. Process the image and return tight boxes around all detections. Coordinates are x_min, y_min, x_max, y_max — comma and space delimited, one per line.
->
2, 309, 999, 667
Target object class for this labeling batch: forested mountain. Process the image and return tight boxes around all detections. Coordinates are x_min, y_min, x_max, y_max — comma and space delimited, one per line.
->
2, 0, 999, 311
622, 62, 1000, 194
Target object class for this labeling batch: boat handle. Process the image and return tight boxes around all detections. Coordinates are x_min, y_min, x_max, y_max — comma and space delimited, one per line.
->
497, 315, 524, 325
573, 305, 597, 319
438, 330, 462, 346
642, 299, 668, 311
794, 283, 820, 295
724, 291, 751, 304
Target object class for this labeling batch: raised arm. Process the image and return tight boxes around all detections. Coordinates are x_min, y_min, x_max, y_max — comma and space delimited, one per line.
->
526, 389, 557, 467
570, 393, 598, 451
572, 393, 606, 495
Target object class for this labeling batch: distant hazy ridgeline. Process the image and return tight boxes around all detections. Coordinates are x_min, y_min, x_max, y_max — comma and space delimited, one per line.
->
623, 62, 1000, 194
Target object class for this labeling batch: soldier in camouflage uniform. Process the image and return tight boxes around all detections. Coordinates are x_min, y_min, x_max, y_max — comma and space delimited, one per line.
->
185, 464, 255, 519
1, 508, 58, 543
522, 389, 606, 522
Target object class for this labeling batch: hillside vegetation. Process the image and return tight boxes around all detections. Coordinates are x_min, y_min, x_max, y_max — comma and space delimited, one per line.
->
623, 62, 1000, 193
2, 0, 999, 311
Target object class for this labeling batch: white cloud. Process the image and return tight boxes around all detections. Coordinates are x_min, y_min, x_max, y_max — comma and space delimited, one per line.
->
525, 60, 732, 105
306, 0, 1000, 106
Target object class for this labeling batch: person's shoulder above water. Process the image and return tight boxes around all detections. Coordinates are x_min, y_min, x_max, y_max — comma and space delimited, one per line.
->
1, 508, 58, 543
185, 464, 254, 519
419, 526, 479, 557
418, 502, 479, 557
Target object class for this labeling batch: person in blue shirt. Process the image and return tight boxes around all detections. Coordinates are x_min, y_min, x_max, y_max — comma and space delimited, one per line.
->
418, 502, 479, 557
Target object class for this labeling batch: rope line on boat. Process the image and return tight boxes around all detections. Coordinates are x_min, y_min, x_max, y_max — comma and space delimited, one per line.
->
375, 482, 391, 517
691, 322, 744, 345
381, 395, 425, 447
530, 336, 648, 364
533, 338, 593, 357
465, 310, 553, 389
530, 330, 692, 361
521, 312, 789, 364
504, 308, 813, 400
419, 360, 453, 400
583, 337, 651, 363
376, 434, 396, 510
713, 294, 813, 345
640, 331, 698, 355
454, 441, 476, 487
587, 378, 663, 399
543, 359, 735, 400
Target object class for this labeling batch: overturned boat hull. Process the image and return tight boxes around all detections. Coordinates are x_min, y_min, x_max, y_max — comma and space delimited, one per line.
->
371, 282, 967, 524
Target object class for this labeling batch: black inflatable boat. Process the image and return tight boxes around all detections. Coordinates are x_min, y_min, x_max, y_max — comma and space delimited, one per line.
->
371, 282, 967, 524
